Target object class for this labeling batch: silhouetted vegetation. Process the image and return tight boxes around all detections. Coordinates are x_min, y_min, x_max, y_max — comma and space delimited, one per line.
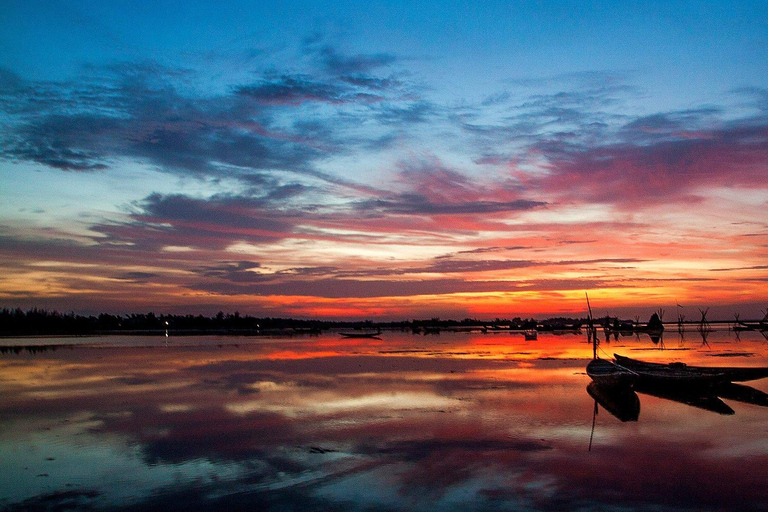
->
0, 308, 588, 336
2, 307, 756, 337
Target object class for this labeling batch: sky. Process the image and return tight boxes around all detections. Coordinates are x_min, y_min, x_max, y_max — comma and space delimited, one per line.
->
1, 0, 767, 320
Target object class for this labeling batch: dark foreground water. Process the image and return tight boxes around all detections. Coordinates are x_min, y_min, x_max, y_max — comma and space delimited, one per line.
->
2, 328, 768, 511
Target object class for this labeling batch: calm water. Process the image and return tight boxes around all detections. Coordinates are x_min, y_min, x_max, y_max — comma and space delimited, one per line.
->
2, 328, 768, 511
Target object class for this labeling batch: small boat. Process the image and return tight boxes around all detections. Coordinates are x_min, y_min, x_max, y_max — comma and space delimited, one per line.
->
586, 358, 637, 386
339, 329, 382, 338
614, 354, 768, 384
736, 321, 768, 332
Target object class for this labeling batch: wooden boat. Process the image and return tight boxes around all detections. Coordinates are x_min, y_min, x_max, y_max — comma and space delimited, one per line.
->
614, 354, 768, 384
339, 329, 381, 338
586, 358, 637, 386
736, 321, 768, 332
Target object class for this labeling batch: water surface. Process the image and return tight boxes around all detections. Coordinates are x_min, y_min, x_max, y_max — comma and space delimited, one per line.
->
2, 329, 768, 511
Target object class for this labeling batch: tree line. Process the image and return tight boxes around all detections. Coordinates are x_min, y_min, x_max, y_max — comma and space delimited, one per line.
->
0, 308, 583, 336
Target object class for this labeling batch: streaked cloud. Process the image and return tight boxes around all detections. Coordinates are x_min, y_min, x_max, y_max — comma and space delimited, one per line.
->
1, 4, 767, 318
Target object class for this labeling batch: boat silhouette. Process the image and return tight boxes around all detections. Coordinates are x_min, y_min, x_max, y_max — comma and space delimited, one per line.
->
338, 328, 382, 338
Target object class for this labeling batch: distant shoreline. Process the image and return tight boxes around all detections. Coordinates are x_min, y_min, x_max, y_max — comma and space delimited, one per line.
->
1, 307, 764, 337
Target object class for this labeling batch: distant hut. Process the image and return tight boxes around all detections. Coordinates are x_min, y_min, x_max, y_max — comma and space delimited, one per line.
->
647, 312, 664, 332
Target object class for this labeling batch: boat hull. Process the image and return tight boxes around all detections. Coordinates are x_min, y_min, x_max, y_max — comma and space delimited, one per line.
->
587, 358, 637, 387
614, 354, 768, 384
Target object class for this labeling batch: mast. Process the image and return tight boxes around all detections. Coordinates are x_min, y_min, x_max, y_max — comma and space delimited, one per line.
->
586, 292, 596, 359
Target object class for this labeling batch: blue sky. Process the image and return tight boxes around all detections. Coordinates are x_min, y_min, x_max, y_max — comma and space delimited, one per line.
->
1, 1, 767, 318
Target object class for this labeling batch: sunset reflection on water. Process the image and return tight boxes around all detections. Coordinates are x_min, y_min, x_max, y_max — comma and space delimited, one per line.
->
2, 330, 768, 511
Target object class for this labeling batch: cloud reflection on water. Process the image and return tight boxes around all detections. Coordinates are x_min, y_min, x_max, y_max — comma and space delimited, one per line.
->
2, 331, 768, 511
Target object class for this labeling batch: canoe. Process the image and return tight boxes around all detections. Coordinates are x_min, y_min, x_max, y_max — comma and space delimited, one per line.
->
339, 330, 381, 338
586, 358, 637, 387
614, 354, 768, 384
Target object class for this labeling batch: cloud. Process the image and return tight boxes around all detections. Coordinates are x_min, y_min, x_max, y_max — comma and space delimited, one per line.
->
316, 45, 398, 76
194, 261, 264, 282
536, 119, 768, 205
184, 255, 639, 298
0, 65, 316, 175
0, 44, 418, 179
376, 101, 436, 125
95, 192, 301, 250
354, 157, 546, 216
356, 195, 545, 215
235, 74, 382, 105
188, 277, 525, 298
732, 86, 768, 112
115, 271, 160, 281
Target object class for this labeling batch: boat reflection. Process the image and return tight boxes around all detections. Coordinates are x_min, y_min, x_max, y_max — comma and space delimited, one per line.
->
588, 379, 768, 422
587, 382, 640, 422
4, 330, 768, 511
635, 382, 734, 415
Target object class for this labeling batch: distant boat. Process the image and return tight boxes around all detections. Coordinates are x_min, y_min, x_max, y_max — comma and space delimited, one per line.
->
736, 321, 768, 332
339, 329, 382, 338
736, 310, 768, 331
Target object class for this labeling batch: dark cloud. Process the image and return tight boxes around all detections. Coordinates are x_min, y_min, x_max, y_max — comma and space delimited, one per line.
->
376, 101, 436, 125
456, 73, 640, 165
436, 246, 532, 258
235, 74, 382, 105
0, 64, 322, 175
356, 194, 545, 215
709, 265, 768, 272
426, 259, 537, 273
619, 107, 722, 142
317, 45, 397, 76
0, 48, 416, 179
340, 74, 400, 90
115, 271, 160, 281
732, 86, 768, 111
350, 158, 548, 217
188, 277, 522, 298
92, 192, 303, 251
168, 249, 653, 299
186, 256, 645, 297
481, 91, 512, 107
194, 261, 264, 282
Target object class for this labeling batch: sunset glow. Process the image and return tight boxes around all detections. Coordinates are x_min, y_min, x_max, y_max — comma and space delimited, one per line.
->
1, 1, 767, 319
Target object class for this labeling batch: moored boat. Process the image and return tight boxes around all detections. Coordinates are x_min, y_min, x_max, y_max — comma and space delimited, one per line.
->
339, 329, 382, 338
614, 354, 768, 384
587, 358, 637, 386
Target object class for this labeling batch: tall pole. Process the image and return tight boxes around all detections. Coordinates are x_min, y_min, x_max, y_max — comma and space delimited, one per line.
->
586, 292, 596, 359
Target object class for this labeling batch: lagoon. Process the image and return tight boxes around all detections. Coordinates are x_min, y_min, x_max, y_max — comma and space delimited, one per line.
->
2, 328, 768, 511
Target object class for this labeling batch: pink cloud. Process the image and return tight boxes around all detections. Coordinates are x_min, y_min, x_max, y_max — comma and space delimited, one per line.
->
534, 123, 768, 206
